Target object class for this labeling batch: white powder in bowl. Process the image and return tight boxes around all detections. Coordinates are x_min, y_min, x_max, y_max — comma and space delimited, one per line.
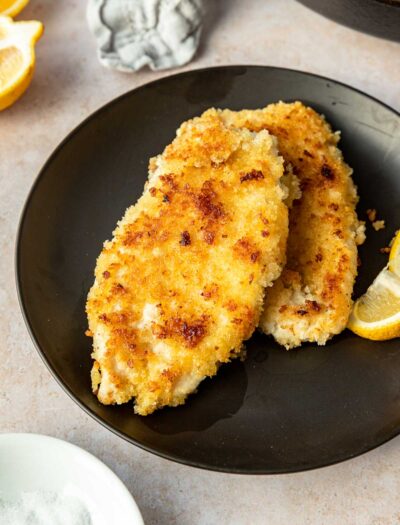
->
0, 490, 92, 525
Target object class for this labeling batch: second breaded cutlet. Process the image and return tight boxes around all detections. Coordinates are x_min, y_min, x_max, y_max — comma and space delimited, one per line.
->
86, 109, 288, 415
220, 102, 365, 349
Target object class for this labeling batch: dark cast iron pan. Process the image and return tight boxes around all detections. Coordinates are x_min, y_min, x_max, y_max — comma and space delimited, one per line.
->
297, 0, 400, 41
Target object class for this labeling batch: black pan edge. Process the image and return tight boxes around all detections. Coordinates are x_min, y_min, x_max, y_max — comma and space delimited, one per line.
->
297, 0, 400, 42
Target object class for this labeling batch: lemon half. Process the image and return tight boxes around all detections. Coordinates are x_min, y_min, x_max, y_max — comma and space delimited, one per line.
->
0, 0, 29, 17
0, 16, 43, 110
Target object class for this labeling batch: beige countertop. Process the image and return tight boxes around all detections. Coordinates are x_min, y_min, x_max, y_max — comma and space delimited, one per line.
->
1, 1, 400, 523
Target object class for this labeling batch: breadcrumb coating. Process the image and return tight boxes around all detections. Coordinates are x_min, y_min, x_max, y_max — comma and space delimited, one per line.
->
220, 102, 365, 348
86, 109, 288, 414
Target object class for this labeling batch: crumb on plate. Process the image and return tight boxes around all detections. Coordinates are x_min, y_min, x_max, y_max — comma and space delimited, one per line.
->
372, 220, 385, 231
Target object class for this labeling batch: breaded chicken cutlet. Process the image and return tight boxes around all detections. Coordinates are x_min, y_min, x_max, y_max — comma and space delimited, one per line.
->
219, 102, 365, 348
86, 109, 288, 415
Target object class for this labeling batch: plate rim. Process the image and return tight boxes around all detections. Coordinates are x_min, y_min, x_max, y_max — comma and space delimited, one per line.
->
14, 64, 400, 475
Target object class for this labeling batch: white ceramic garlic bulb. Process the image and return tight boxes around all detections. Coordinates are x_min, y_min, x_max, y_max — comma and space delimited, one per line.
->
87, 0, 204, 72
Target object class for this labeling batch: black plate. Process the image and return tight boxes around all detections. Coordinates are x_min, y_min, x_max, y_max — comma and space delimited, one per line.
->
297, 0, 400, 42
16, 66, 400, 474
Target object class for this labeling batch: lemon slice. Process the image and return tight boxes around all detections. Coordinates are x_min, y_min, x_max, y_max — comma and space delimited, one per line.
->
348, 267, 400, 340
0, 16, 43, 111
0, 0, 29, 17
389, 230, 400, 277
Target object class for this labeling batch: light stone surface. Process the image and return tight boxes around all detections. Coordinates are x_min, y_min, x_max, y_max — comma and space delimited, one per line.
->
1, 1, 400, 524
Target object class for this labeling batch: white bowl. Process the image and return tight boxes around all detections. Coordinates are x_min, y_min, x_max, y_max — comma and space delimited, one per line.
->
0, 433, 144, 525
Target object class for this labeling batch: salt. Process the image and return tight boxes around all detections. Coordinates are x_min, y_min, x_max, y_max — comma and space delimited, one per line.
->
0, 490, 92, 525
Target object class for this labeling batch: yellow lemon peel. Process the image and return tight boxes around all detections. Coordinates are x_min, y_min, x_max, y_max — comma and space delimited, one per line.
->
348, 267, 400, 341
0, 16, 43, 111
0, 0, 29, 17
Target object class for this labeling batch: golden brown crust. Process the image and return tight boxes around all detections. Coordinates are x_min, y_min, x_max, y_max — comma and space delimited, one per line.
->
86, 109, 288, 414
220, 102, 365, 348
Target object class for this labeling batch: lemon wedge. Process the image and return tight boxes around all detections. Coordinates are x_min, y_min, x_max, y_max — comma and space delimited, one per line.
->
389, 230, 400, 277
0, 16, 43, 111
0, 0, 29, 17
348, 267, 400, 340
